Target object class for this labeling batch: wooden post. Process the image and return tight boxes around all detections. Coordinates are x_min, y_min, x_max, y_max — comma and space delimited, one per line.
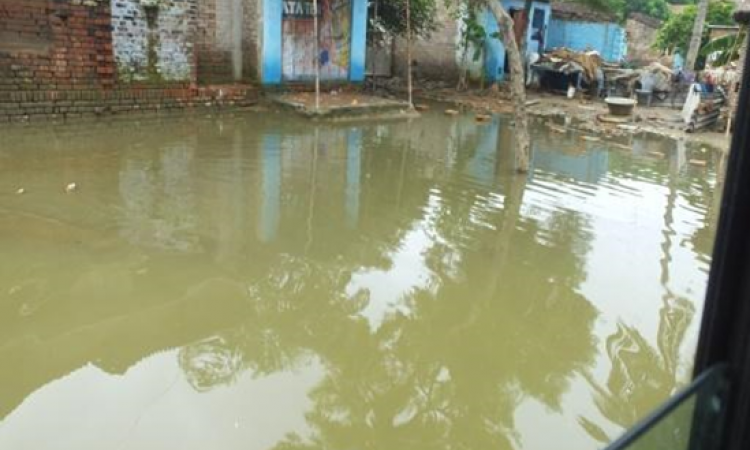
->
314, 0, 320, 111
406, 0, 413, 108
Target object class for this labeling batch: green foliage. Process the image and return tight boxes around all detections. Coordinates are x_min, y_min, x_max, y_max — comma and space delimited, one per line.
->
583, 0, 671, 21
701, 30, 745, 66
460, 6, 501, 62
368, 0, 439, 39
624, 0, 671, 20
463, 10, 488, 61
654, 0, 736, 54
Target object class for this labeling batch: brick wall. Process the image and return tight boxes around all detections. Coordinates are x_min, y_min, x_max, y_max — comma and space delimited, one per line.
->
196, 0, 233, 84
242, 0, 261, 81
0, 0, 262, 123
0, 85, 259, 123
0, 0, 116, 91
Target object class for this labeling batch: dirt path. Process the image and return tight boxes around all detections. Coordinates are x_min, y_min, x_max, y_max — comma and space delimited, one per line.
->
411, 88, 731, 151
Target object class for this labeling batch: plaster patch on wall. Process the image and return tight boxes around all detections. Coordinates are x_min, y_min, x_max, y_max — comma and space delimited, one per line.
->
111, 0, 194, 82
157, 2, 193, 80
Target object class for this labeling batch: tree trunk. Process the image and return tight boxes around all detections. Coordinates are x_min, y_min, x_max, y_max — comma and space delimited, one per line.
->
484, 0, 530, 173
457, 25, 470, 91
685, 0, 709, 71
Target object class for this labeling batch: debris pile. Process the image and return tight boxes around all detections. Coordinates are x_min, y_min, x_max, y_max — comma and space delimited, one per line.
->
536, 48, 604, 82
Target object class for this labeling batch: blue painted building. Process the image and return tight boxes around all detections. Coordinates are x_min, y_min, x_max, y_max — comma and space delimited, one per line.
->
260, 0, 368, 85
546, 2, 627, 63
482, 0, 552, 82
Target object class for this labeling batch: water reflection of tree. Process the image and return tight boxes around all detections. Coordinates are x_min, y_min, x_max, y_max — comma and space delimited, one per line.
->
176, 120, 599, 450
580, 139, 697, 443
581, 300, 694, 444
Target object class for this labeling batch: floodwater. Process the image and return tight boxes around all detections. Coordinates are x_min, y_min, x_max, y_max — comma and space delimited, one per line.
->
0, 110, 723, 450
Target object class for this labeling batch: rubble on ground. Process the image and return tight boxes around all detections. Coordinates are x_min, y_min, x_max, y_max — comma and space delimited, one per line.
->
536, 48, 606, 82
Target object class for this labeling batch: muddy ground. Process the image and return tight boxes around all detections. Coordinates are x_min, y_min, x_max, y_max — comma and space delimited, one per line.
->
368, 80, 731, 151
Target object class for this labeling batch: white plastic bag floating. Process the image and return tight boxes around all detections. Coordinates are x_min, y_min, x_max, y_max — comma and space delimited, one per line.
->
567, 85, 576, 99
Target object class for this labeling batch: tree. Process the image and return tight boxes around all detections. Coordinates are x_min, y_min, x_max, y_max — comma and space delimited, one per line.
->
374, 0, 529, 172
686, 0, 710, 70
700, 28, 746, 67
479, 0, 530, 172
623, 0, 670, 21
655, 0, 735, 66
368, 0, 438, 39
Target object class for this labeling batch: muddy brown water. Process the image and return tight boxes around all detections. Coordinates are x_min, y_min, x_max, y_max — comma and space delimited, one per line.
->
0, 111, 722, 450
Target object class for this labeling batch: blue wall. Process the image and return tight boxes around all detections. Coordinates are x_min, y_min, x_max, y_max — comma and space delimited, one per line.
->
262, 0, 283, 84
349, 0, 368, 82
483, 0, 552, 82
547, 20, 627, 63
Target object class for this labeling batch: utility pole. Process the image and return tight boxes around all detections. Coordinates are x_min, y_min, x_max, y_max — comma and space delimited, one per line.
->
314, 0, 320, 111
406, 0, 413, 108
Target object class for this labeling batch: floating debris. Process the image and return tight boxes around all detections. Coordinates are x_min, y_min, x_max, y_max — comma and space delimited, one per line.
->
65, 183, 77, 193
475, 114, 492, 123
609, 143, 632, 151
15, 188, 25, 195
548, 124, 567, 134
444, 109, 459, 116
648, 151, 665, 159
689, 159, 708, 167
414, 104, 429, 112
581, 136, 601, 142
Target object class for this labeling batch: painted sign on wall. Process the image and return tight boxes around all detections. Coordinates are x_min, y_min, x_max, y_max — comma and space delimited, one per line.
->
282, 0, 352, 81
283, 1, 321, 17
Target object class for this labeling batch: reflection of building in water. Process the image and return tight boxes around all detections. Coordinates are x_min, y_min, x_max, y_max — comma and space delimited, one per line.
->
119, 143, 200, 252
256, 126, 363, 243
464, 116, 500, 187
259, 134, 282, 243
531, 139, 609, 183
345, 130, 362, 229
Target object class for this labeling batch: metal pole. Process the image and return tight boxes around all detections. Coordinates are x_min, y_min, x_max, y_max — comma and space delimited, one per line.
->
314, 0, 320, 111
406, 0, 413, 108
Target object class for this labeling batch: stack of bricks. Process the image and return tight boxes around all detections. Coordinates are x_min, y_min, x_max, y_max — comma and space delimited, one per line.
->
0, 0, 257, 124
0, 85, 259, 123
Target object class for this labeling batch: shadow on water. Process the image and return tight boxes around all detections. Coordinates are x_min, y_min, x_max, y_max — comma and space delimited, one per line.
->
0, 110, 722, 449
